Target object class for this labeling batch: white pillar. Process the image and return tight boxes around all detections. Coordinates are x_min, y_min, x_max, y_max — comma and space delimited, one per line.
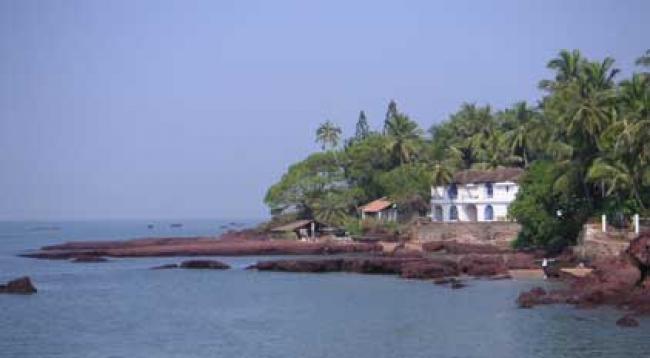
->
634, 214, 640, 235
601, 214, 607, 233
311, 221, 315, 238
378, 211, 382, 220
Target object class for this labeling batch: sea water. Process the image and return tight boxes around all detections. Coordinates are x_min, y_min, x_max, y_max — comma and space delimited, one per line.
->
0, 220, 647, 358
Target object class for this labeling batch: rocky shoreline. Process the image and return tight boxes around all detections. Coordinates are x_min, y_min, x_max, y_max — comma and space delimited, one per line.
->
516, 233, 650, 327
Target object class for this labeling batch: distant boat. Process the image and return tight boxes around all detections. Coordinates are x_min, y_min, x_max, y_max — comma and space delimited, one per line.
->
147, 224, 154, 229
170, 223, 183, 228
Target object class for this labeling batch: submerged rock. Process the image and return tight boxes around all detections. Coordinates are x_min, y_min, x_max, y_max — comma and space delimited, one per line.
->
0, 277, 37, 294
450, 280, 467, 289
516, 287, 548, 308
433, 278, 452, 285
179, 260, 230, 269
151, 264, 179, 270
488, 274, 512, 280
616, 315, 639, 327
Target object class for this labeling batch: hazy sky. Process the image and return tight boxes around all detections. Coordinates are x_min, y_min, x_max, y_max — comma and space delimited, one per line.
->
1, 0, 648, 220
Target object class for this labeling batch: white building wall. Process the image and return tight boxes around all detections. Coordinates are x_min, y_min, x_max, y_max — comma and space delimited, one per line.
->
431, 181, 518, 222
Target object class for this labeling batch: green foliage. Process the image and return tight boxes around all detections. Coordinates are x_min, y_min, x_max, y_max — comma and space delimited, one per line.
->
343, 218, 363, 236
509, 161, 589, 252
354, 110, 371, 140
265, 49, 650, 252
376, 163, 431, 215
264, 151, 346, 217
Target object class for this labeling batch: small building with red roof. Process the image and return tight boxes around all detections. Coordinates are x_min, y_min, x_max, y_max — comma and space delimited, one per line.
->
359, 197, 397, 221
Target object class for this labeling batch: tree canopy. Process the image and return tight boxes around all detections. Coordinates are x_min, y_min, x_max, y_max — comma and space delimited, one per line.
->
265, 49, 650, 250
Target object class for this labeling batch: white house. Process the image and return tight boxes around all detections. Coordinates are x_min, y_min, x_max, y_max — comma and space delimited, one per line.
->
430, 168, 523, 222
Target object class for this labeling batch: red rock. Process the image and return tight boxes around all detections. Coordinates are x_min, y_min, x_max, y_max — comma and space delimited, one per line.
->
421, 241, 445, 252
252, 259, 343, 273
442, 241, 510, 254
627, 233, 650, 267
22, 236, 381, 260
341, 258, 413, 275
0, 277, 37, 294
459, 255, 508, 276
504, 253, 537, 269
391, 248, 423, 258
400, 259, 459, 279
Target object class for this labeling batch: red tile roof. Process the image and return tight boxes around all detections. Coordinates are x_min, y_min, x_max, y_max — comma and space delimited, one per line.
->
452, 167, 524, 184
359, 197, 394, 213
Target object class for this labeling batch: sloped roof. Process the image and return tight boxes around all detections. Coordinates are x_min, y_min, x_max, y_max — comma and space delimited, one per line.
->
270, 220, 315, 232
359, 197, 394, 213
452, 167, 524, 184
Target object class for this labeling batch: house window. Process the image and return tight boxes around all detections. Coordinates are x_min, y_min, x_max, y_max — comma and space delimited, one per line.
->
449, 205, 458, 221
447, 184, 458, 199
484, 205, 494, 221
485, 182, 493, 198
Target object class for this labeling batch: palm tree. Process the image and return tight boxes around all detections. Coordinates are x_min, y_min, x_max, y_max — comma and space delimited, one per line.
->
587, 157, 646, 210
384, 113, 423, 164
316, 120, 342, 151
636, 49, 650, 68
502, 102, 541, 167
553, 57, 619, 145
539, 49, 585, 90
431, 162, 453, 186
309, 191, 350, 226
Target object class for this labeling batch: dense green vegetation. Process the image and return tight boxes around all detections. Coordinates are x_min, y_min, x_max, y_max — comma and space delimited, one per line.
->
265, 49, 650, 250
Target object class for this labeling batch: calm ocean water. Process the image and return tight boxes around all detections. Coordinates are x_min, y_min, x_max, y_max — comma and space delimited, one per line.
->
0, 219, 647, 358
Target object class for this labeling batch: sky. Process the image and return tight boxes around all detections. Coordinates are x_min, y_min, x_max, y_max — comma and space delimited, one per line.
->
0, 0, 648, 221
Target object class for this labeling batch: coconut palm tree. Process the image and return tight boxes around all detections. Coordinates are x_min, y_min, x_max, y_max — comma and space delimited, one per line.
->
431, 162, 453, 186
316, 120, 342, 151
539, 49, 585, 90
308, 191, 350, 227
636, 49, 650, 68
384, 113, 423, 165
502, 102, 542, 167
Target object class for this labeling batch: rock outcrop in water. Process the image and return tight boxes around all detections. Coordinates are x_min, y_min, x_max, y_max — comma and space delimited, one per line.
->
515, 233, 650, 325
248, 252, 536, 281
0, 276, 37, 294
616, 315, 640, 327
21, 230, 381, 260
179, 260, 230, 269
